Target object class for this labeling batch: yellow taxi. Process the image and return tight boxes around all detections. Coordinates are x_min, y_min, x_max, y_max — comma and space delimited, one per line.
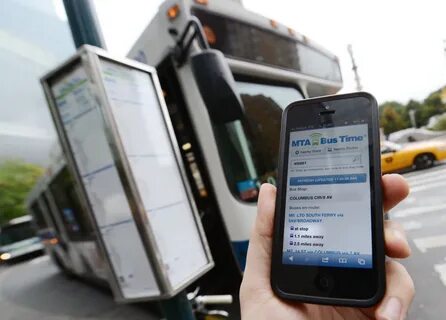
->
381, 140, 446, 174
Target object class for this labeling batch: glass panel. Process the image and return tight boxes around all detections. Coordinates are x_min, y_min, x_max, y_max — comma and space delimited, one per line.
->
40, 194, 61, 234
297, 44, 342, 82
0, 222, 36, 246
192, 8, 341, 82
49, 168, 93, 240
215, 80, 304, 201
30, 202, 48, 229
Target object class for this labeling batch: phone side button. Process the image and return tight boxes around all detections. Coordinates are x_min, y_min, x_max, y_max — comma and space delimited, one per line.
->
315, 273, 334, 292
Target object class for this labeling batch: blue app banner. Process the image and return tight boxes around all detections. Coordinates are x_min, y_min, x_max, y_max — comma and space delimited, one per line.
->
290, 174, 367, 186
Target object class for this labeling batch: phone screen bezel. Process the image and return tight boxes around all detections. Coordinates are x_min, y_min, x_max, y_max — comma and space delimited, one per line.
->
271, 92, 385, 306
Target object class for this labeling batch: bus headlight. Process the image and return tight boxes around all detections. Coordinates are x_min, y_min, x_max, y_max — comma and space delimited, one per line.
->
0, 253, 11, 261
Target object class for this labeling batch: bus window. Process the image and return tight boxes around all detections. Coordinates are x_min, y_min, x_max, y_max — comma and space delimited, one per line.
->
216, 80, 303, 201
0, 221, 36, 246
30, 201, 48, 229
41, 194, 62, 234
49, 168, 93, 240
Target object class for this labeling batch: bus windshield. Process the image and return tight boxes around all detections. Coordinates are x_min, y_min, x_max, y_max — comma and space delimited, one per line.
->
0, 222, 36, 246
215, 80, 303, 201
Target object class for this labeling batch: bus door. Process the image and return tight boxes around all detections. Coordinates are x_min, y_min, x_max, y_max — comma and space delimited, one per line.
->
156, 56, 243, 294
48, 167, 105, 277
30, 197, 55, 246
182, 9, 341, 269
43, 189, 77, 272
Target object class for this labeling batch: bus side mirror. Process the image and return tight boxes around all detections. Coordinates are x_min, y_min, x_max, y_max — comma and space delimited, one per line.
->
191, 49, 243, 124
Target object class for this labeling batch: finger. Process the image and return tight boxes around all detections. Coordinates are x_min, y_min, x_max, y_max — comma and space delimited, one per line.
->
384, 220, 411, 258
382, 174, 410, 213
242, 184, 277, 290
254, 183, 277, 239
375, 261, 415, 320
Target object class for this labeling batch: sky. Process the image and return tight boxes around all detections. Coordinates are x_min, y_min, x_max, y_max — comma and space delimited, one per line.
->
0, 0, 75, 165
93, 0, 446, 104
2, 0, 445, 165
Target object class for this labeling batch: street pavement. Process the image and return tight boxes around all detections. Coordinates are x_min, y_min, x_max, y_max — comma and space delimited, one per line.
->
0, 256, 160, 320
1, 164, 446, 319
392, 163, 446, 320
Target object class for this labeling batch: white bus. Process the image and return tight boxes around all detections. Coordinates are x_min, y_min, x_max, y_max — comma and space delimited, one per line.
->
0, 215, 44, 263
28, 0, 342, 300
27, 152, 110, 281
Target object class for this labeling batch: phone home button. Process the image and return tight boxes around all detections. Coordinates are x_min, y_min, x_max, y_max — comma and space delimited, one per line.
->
315, 273, 333, 292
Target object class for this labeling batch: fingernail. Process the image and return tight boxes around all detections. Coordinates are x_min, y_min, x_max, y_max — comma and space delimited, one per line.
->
380, 297, 402, 320
388, 228, 406, 244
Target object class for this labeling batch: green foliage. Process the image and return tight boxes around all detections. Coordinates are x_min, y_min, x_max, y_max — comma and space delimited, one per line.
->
379, 101, 409, 135
409, 89, 446, 127
406, 99, 423, 127
432, 115, 446, 131
379, 86, 446, 135
0, 160, 43, 225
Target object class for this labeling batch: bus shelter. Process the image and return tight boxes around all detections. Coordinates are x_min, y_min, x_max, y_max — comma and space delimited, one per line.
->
41, 45, 214, 302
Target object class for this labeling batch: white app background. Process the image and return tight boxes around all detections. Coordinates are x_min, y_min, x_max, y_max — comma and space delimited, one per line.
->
282, 124, 373, 268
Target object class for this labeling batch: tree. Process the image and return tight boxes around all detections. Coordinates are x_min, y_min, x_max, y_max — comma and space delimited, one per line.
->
416, 89, 446, 126
432, 115, 446, 131
406, 99, 423, 127
379, 101, 409, 135
378, 88, 446, 133
0, 160, 43, 225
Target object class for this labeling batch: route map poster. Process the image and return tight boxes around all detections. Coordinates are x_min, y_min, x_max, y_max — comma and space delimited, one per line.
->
48, 52, 213, 300
51, 66, 160, 299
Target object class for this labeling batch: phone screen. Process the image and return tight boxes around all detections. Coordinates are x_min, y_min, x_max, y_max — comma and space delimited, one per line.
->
282, 123, 372, 269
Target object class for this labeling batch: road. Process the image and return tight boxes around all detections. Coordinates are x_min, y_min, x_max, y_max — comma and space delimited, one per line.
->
392, 163, 446, 320
1, 164, 446, 319
0, 256, 160, 320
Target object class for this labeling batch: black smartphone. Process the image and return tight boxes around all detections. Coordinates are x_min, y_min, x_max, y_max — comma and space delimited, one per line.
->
271, 92, 385, 307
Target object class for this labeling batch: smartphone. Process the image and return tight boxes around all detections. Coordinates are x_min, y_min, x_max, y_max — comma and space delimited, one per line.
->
271, 92, 385, 307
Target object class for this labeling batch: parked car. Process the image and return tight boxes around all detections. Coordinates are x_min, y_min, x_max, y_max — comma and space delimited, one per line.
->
0, 215, 44, 263
381, 140, 446, 174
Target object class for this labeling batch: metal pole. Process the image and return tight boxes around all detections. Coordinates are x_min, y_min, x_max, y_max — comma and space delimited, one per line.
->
160, 291, 196, 320
347, 44, 362, 92
63, 0, 106, 49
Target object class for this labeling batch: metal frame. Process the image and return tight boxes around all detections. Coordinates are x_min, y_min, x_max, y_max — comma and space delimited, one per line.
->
86, 50, 170, 298
43, 188, 77, 272
27, 184, 55, 238
41, 45, 213, 302
151, 61, 214, 293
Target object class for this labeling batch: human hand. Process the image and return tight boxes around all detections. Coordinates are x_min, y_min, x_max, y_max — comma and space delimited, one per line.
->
240, 174, 414, 320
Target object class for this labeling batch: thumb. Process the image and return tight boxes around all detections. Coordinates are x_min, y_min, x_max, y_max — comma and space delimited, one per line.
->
242, 184, 277, 290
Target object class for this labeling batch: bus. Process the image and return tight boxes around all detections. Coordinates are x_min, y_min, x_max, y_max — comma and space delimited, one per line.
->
28, 0, 342, 301
27, 151, 109, 281
0, 215, 44, 263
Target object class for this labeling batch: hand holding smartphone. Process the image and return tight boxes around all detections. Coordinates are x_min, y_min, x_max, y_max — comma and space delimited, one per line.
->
271, 92, 385, 307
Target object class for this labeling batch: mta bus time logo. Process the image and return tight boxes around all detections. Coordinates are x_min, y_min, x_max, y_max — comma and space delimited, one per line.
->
291, 132, 364, 147
310, 133, 322, 145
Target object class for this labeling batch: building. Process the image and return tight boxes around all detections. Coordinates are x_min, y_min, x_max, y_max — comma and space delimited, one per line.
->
0, 0, 75, 166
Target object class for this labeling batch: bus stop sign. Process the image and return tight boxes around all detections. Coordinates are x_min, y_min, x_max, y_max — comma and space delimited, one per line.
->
41, 45, 214, 302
